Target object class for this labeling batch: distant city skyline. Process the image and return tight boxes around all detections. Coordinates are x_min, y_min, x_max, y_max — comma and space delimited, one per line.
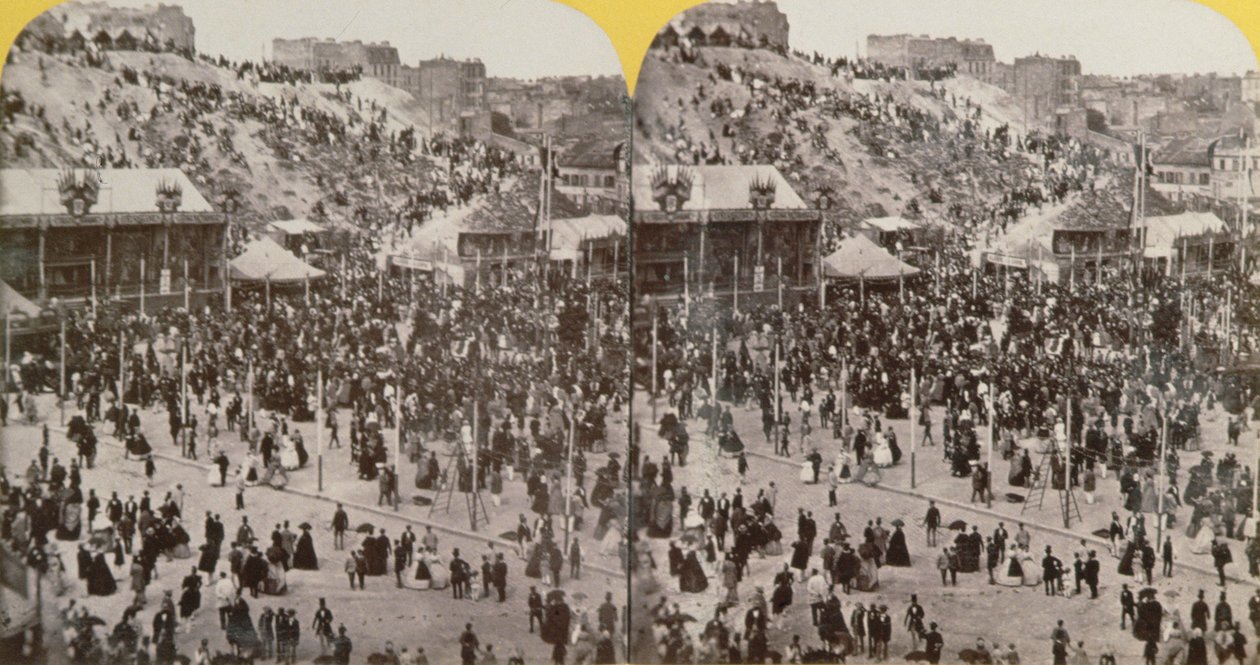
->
775, 0, 1258, 78
58, 0, 623, 80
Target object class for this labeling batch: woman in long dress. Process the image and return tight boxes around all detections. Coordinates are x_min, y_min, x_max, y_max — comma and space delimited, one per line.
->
279, 438, 300, 471
884, 526, 911, 567
1189, 523, 1216, 555
678, 550, 708, 593
428, 554, 450, 590
998, 545, 1024, 586
263, 559, 287, 595
854, 540, 880, 592
167, 522, 192, 559
292, 526, 318, 570
408, 552, 433, 590
873, 440, 894, 468
1019, 550, 1041, 586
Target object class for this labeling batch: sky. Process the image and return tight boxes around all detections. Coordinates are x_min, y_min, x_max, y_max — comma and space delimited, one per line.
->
778, 0, 1259, 77
84, 0, 622, 80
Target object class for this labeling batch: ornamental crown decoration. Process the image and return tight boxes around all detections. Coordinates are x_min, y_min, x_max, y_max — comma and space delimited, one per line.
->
813, 184, 835, 210
156, 179, 183, 213
650, 166, 694, 213
749, 173, 777, 210
57, 168, 101, 217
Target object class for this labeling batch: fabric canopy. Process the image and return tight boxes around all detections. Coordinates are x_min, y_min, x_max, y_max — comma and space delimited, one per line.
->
548, 215, 626, 261
823, 234, 921, 280
230, 237, 326, 283
0, 280, 40, 318
1141, 212, 1228, 259
268, 218, 326, 236
862, 215, 920, 233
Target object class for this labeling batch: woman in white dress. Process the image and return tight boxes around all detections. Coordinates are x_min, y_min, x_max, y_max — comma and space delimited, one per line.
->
428, 554, 450, 590
279, 437, 300, 471
1189, 522, 1216, 555
1019, 549, 1041, 587
873, 439, 893, 468
997, 545, 1025, 587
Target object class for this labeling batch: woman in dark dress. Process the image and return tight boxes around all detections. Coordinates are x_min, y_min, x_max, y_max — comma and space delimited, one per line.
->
226, 597, 261, 658
790, 540, 811, 575
179, 567, 202, 619
884, 525, 912, 567
771, 577, 793, 616
678, 550, 708, 593
293, 525, 318, 570
87, 552, 116, 596
77, 545, 93, 580
668, 542, 684, 577
197, 541, 219, 579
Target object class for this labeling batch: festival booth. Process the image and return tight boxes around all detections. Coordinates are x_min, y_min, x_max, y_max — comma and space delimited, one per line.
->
858, 215, 924, 252
1, 279, 44, 334
822, 233, 921, 285
547, 214, 627, 281
229, 237, 326, 294
1140, 211, 1231, 277
267, 218, 327, 256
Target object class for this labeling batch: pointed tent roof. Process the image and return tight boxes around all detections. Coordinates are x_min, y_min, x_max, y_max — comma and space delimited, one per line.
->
823, 234, 921, 281
229, 236, 325, 284
0, 281, 40, 318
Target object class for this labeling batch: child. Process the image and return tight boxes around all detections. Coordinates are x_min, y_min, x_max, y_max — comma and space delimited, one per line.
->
144, 456, 157, 487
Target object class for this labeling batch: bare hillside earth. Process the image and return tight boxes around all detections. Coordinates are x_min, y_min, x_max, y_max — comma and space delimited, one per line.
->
1, 49, 434, 231
635, 47, 1072, 231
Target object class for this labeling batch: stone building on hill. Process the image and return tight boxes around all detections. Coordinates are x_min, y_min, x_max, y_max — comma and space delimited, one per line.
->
866, 34, 997, 77
652, 0, 790, 52
18, 1, 195, 55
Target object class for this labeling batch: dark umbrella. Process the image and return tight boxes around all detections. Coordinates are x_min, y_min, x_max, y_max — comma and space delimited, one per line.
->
355, 523, 375, 534
889, 518, 906, 528
1005, 493, 1026, 503
298, 523, 312, 530
948, 520, 967, 531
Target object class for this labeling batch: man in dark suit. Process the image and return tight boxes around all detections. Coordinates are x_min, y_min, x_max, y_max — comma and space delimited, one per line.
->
492, 553, 508, 602
1042, 546, 1061, 596
1084, 550, 1101, 599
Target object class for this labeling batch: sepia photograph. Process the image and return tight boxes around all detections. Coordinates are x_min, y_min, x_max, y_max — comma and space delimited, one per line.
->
0, 1, 629, 663
2, 0, 1260, 663
628, 0, 1258, 663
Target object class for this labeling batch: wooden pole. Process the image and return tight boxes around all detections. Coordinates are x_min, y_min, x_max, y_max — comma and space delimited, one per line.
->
265, 275, 271, 312
1156, 405, 1167, 545
90, 259, 97, 318
683, 255, 690, 317
986, 386, 994, 508
317, 369, 324, 492
59, 315, 66, 427
139, 255, 146, 316
1064, 395, 1072, 528
564, 405, 575, 550
773, 336, 781, 449
304, 271, 310, 306
180, 343, 188, 456
470, 397, 479, 529
909, 367, 916, 489
394, 384, 402, 511
711, 326, 719, 439
650, 299, 660, 420
777, 256, 784, 309
733, 253, 740, 314
184, 258, 191, 311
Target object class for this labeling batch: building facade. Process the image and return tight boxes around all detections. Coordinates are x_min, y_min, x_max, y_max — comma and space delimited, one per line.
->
1012, 55, 1081, 120
632, 165, 822, 297
865, 34, 996, 75
0, 168, 225, 305
271, 38, 401, 77
652, 0, 790, 51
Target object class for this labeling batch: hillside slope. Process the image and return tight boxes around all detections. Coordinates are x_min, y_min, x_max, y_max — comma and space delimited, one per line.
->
634, 47, 1080, 231
1, 49, 435, 228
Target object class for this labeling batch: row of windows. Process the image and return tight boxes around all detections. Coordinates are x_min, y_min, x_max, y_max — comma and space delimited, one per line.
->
1156, 171, 1210, 185
561, 173, 616, 188
1216, 157, 1260, 171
